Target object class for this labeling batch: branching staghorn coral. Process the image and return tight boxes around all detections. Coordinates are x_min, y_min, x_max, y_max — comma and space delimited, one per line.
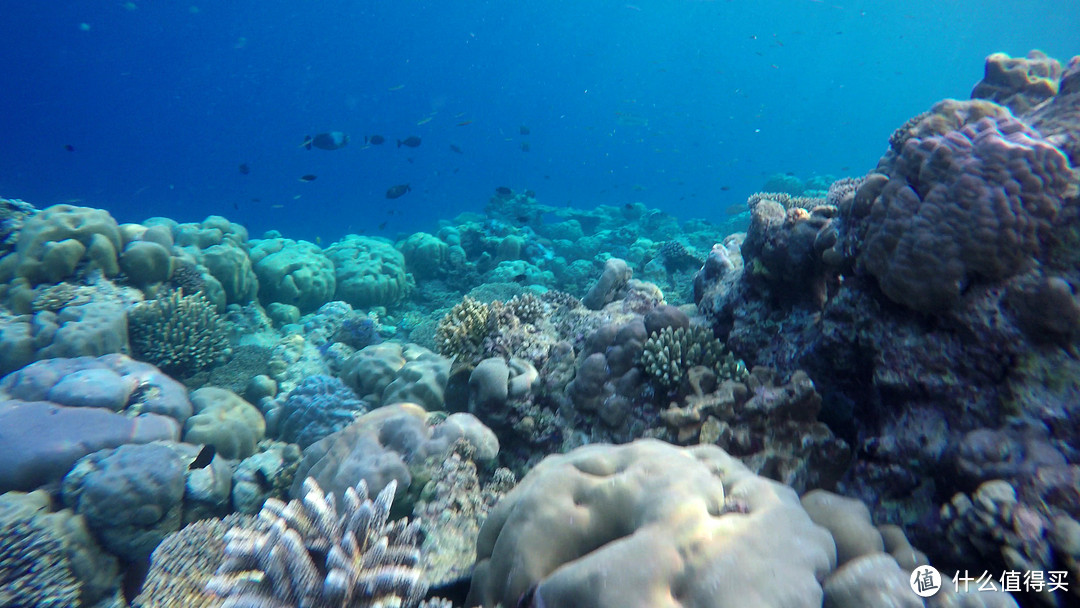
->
207, 477, 430, 608
128, 289, 229, 377
641, 325, 748, 391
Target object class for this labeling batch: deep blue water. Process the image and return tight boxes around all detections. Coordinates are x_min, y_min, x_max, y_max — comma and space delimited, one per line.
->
1, 0, 1076, 243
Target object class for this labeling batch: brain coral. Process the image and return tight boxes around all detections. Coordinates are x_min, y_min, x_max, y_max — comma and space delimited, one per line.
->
857, 113, 1076, 312
466, 439, 835, 608
326, 235, 410, 308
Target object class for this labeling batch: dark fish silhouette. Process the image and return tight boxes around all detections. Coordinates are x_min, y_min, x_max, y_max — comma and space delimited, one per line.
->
520, 142, 530, 152
457, 121, 472, 126
238, 163, 250, 174
189, 445, 215, 469
303, 132, 349, 150
449, 144, 464, 154
385, 184, 411, 199
494, 186, 513, 198
253, 469, 270, 490
366, 135, 386, 145
397, 136, 422, 148
299, 174, 317, 182
519, 125, 530, 135
63, 144, 75, 152
378, 221, 388, 230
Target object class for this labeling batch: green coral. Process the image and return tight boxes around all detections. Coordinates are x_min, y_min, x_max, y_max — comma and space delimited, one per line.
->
435, 296, 492, 361
640, 325, 747, 390
128, 289, 229, 377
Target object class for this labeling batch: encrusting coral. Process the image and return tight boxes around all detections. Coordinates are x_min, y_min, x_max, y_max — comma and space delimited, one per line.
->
640, 324, 747, 390
206, 477, 434, 608
127, 289, 230, 377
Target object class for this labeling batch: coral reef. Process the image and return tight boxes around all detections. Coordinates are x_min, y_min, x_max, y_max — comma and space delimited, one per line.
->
971, 50, 1064, 115
134, 513, 261, 608
433, 295, 491, 362
0, 501, 82, 608
413, 441, 515, 586
468, 439, 837, 608
326, 235, 411, 309
291, 403, 498, 507
184, 387, 267, 460
249, 237, 336, 313
856, 112, 1075, 313
206, 477, 431, 608
128, 289, 230, 377
266, 374, 369, 449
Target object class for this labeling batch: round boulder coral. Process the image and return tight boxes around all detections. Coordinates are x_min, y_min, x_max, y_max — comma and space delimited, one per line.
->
249, 238, 336, 313
326, 235, 410, 308
466, 439, 836, 608
857, 112, 1076, 313
182, 387, 265, 460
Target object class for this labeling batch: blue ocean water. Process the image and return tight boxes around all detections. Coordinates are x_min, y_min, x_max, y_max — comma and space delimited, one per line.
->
1, 0, 1076, 242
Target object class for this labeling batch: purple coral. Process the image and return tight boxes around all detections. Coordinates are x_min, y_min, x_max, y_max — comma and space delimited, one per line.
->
857, 114, 1075, 313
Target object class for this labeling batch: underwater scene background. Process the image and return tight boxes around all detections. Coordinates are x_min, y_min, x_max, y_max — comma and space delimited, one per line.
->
1, 0, 1076, 239
1, 1, 1080, 608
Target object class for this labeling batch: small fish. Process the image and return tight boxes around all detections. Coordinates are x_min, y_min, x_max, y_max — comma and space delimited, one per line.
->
494, 186, 513, 198
457, 120, 472, 126
63, 144, 75, 152
378, 221, 388, 230
720, 185, 731, 191
238, 163, 250, 174
189, 445, 215, 469
388, 84, 405, 91
519, 125, 530, 135
303, 132, 349, 150
299, 174, 317, 182
398, 136, 422, 148
726, 204, 747, 215
233, 202, 239, 210
513, 273, 528, 283
449, 144, 464, 154
272, 204, 284, 208
251, 198, 261, 202
416, 116, 434, 126
385, 184, 411, 199
365, 135, 386, 145
520, 142, 530, 152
